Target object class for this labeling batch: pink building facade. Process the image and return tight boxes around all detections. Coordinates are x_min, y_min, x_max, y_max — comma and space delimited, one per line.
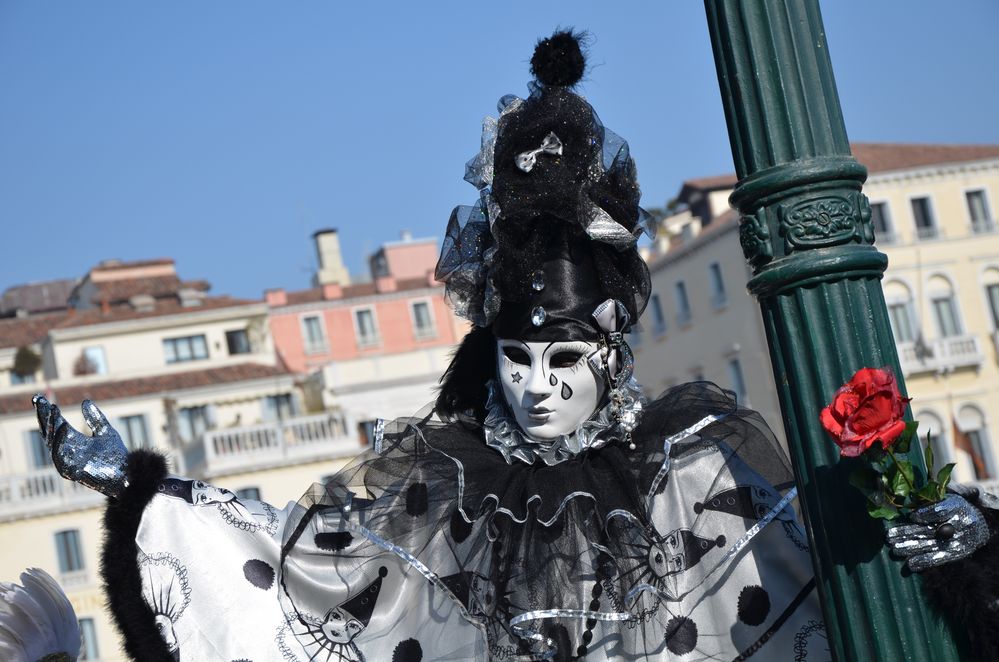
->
267, 234, 466, 374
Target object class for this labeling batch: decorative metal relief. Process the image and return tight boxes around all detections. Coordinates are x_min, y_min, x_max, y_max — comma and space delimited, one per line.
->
857, 193, 875, 244
778, 193, 869, 252
739, 211, 773, 268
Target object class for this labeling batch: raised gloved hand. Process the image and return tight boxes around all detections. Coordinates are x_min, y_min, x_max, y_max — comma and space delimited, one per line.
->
32, 395, 129, 499
886, 492, 991, 572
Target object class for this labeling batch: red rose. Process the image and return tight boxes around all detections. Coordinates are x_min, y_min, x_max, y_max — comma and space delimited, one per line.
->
820, 368, 910, 458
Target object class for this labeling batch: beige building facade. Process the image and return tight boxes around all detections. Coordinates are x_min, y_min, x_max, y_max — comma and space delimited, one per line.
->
0, 259, 368, 661
635, 143, 999, 491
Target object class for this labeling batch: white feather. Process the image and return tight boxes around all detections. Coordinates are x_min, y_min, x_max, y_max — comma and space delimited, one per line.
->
0, 568, 80, 662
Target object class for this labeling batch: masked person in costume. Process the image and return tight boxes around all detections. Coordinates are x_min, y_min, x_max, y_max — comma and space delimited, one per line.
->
27, 32, 997, 662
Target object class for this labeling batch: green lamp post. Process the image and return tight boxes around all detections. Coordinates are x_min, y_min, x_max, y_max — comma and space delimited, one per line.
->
703, 1, 964, 659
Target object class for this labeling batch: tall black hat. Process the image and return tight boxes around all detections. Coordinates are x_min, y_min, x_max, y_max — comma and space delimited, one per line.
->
435, 31, 654, 415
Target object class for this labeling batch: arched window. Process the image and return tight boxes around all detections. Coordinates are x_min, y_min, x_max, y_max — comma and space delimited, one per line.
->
914, 409, 950, 467
927, 274, 963, 338
957, 404, 995, 480
883, 280, 917, 343
982, 266, 999, 330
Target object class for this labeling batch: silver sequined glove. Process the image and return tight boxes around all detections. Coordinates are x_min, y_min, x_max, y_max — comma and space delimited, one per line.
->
32, 395, 129, 499
886, 493, 991, 572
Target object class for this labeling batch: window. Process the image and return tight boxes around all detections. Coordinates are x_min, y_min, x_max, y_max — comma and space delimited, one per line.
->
966, 430, 991, 480
177, 405, 213, 443
959, 406, 995, 480
74, 346, 108, 376
225, 328, 252, 355
355, 308, 380, 347
931, 297, 961, 337
163, 334, 209, 364
79, 618, 99, 660
884, 280, 918, 344
870, 202, 895, 243
708, 262, 727, 307
55, 530, 84, 573
27, 429, 52, 469
675, 281, 692, 325
987, 283, 999, 329
887, 302, 916, 343
358, 419, 379, 446
263, 394, 297, 421
119, 414, 150, 451
911, 197, 937, 239
10, 370, 35, 385
967, 189, 993, 233
727, 358, 748, 404
648, 294, 666, 335
235, 487, 261, 501
301, 315, 327, 354
411, 301, 436, 339
915, 410, 950, 467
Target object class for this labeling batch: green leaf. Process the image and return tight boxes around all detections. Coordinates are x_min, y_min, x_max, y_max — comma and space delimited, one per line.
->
868, 501, 900, 520
895, 429, 912, 455
935, 463, 956, 498
915, 482, 940, 505
849, 466, 881, 498
890, 460, 915, 499
923, 434, 934, 473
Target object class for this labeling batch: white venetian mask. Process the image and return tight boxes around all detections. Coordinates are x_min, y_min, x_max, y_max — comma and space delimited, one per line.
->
496, 338, 606, 440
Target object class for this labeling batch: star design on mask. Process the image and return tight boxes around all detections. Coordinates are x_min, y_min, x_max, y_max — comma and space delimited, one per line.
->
511, 372, 523, 383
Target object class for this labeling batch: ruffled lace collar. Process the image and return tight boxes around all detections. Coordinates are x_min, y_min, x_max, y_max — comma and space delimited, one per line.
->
482, 378, 646, 466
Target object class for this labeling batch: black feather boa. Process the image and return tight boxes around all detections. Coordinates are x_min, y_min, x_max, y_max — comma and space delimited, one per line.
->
100, 450, 175, 662
921, 500, 999, 661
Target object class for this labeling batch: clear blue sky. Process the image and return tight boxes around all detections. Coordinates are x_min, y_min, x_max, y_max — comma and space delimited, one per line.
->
2, 1, 998, 299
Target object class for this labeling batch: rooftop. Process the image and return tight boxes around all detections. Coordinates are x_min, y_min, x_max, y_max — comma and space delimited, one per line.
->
0, 279, 77, 316
0, 362, 289, 415
0, 312, 71, 350
280, 276, 439, 307
681, 142, 999, 192
51, 296, 262, 331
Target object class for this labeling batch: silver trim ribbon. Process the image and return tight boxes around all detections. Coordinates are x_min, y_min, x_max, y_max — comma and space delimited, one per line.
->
645, 414, 724, 511
515, 131, 563, 172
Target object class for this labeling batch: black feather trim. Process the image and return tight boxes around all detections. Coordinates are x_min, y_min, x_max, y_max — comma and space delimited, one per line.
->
100, 450, 175, 662
920, 504, 999, 661
530, 30, 586, 88
435, 326, 497, 421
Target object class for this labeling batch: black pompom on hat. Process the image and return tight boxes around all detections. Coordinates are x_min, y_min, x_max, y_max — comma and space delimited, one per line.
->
530, 30, 586, 88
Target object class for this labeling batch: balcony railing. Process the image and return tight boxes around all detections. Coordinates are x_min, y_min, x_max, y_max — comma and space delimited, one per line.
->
971, 219, 996, 235
897, 334, 983, 376
0, 468, 105, 522
183, 411, 362, 477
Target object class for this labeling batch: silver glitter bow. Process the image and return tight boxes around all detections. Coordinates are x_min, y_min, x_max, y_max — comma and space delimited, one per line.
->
886, 492, 991, 571
588, 298, 633, 384
33, 395, 130, 499
515, 131, 563, 173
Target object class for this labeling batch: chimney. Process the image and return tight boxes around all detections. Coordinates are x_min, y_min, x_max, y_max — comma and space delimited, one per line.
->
312, 229, 351, 287
375, 276, 397, 293
265, 288, 287, 306
322, 283, 343, 300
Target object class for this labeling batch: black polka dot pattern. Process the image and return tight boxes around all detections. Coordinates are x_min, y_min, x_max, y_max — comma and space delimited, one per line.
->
737, 585, 771, 626
242, 559, 274, 590
392, 639, 423, 662
449, 509, 473, 543
664, 616, 698, 655
314, 531, 353, 552
406, 482, 429, 516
